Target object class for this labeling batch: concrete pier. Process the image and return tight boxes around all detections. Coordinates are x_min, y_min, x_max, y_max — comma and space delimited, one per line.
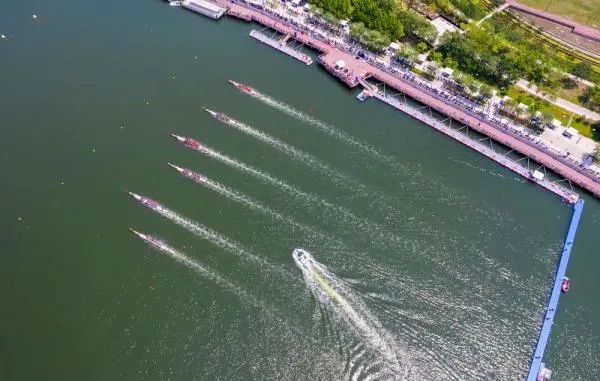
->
526, 199, 585, 381
181, 0, 227, 19
249, 29, 312, 65
370, 90, 580, 204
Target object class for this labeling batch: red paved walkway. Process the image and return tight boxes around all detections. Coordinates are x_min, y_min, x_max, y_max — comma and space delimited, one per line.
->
212, 0, 600, 199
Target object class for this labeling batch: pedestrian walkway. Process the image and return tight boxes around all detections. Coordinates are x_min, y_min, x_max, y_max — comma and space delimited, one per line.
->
516, 79, 600, 121
476, 3, 510, 27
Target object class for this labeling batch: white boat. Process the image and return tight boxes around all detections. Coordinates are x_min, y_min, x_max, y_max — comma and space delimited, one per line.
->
169, 1, 182, 6
356, 91, 370, 102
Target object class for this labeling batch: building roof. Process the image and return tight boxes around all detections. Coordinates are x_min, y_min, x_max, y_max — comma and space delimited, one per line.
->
565, 127, 579, 136
430, 16, 459, 45
517, 102, 528, 110
389, 42, 400, 50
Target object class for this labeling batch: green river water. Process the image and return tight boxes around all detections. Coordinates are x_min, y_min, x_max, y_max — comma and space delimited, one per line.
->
1, 0, 599, 379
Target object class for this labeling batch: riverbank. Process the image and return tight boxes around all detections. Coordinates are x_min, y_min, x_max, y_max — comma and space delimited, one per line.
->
204, 0, 600, 200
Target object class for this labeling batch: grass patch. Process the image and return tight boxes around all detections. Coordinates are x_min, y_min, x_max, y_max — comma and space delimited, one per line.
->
537, 80, 589, 105
551, 84, 587, 105
411, 66, 425, 76
516, 0, 600, 27
504, 87, 594, 138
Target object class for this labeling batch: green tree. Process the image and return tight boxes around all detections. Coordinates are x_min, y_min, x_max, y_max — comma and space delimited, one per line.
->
429, 51, 443, 63
542, 69, 564, 90
309, 0, 350, 19
396, 9, 438, 44
363, 29, 391, 52
437, 33, 518, 87
322, 11, 337, 24
580, 86, 600, 112
449, 0, 485, 19
349, 22, 366, 39
396, 45, 418, 63
453, 72, 464, 86
415, 41, 429, 53
590, 121, 600, 143
503, 98, 517, 111
571, 62, 592, 80
561, 76, 578, 89
350, 0, 404, 40
461, 75, 476, 92
541, 110, 554, 125
443, 56, 457, 70
479, 84, 493, 99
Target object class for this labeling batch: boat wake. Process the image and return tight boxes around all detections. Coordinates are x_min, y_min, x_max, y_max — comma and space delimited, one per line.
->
171, 135, 457, 260
127, 191, 290, 279
170, 135, 522, 299
449, 157, 516, 180
293, 249, 410, 380
130, 228, 351, 379
171, 135, 376, 228
205, 108, 405, 216
131, 228, 249, 298
229, 80, 402, 169
168, 163, 347, 249
205, 108, 361, 185
182, 138, 421, 247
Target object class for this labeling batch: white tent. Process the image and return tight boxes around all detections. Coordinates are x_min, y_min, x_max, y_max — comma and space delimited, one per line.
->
389, 42, 400, 51
334, 60, 345, 69
440, 67, 454, 76
532, 170, 545, 181
563, 127, 579, 138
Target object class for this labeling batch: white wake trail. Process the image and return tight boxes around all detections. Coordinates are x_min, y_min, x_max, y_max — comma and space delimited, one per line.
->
173, 165, 343, 248
239, 84, 401, 169
293, 249, 410, 380
210, 111, 361, 187
133, 193, 290, 279
188, 143, 428, 256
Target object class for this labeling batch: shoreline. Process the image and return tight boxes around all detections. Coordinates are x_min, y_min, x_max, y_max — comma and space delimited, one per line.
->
368, 90, 580, 203
208, 0, 600, 200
